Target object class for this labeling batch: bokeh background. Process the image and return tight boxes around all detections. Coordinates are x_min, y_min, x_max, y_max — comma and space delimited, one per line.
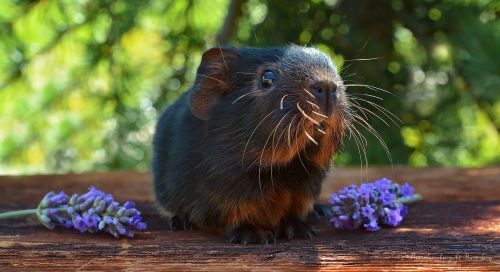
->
0, 0, 499, 175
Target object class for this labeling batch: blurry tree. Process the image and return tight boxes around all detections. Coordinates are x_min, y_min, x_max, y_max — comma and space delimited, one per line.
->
0, 0, 498, 174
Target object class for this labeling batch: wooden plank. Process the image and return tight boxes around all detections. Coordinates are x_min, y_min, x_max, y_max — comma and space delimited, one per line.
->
0, 167, 499, 271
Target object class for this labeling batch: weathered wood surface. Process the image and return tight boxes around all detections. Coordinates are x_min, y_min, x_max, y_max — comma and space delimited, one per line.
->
0, 167, 499, 271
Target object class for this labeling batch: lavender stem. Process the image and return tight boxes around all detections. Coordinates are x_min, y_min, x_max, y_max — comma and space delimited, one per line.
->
396, 194, 423, 204
0, 209, 38, 219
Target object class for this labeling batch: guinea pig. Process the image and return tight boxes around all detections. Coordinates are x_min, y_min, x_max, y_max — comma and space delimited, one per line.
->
152, 45, 350, 244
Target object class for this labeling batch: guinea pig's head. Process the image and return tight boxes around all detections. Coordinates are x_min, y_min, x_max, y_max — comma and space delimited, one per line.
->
189, 45, 350, 169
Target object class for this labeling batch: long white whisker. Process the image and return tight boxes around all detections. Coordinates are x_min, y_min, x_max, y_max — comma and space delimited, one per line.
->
349, 101, 390, 127
352, 124, 369, 181
344, 83, 395, 96
280, 94, 289, 110
349, 120, 368, 147
312, 111, 328, 118
217, 42, 229, 71
304, 130, 319, 146
232, 90, 264, 104
302, 87, 315, 98
351, 97, 403, 125
197, 74, 228, 86
339, 63, 353, 76
296, 102, 320, 126
242, 109, 277, 166
236, 72, 255, 75
352, 115, 393, 166
261, 113, 289, 191
350, 93, 384, 101
294, 120, 310, 175
287, 116, 296, 149
348, 98, 371, 122
346, 124, 366, 181
344, 57, 382, 62
306, 100, 320, 109
342, 72, 357, 79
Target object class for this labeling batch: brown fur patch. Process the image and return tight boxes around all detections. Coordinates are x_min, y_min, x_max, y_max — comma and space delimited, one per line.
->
289, 190, 315, 220
218, 187, 302, 229
306, 113, 345, 168
256, 121, 310, 167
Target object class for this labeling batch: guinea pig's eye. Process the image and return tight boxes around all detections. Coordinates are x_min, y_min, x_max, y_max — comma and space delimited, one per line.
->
261, 70, 277, 88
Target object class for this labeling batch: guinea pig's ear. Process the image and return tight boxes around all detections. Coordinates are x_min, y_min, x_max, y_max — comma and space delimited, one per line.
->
189, 47, 239, 120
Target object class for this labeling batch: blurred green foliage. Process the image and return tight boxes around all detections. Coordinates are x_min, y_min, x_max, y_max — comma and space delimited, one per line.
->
0, 0, 498, 174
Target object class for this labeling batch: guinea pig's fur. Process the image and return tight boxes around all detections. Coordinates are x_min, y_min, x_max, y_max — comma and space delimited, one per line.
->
152, 45, 350, 244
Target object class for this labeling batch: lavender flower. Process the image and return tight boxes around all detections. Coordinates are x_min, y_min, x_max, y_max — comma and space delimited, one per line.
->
328, 178, 422, 231
0, 187, 146, 238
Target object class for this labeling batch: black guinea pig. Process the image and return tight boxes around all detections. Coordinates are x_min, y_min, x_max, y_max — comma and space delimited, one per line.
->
152, 45, 350, 244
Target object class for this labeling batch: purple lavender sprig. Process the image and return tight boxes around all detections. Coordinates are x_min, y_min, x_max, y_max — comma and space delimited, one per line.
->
328, 178, 422, 231
0, 187, 147, 238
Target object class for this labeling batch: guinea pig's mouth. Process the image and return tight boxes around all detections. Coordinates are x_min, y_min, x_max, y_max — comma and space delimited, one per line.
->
280, 97, 346, 167
294, 96, 336, 133
243, 92, 346, 170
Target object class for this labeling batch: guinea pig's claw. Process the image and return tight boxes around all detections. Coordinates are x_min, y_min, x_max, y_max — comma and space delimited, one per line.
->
279, 216, 316, 240
167, 215, 195, 231
313, 203, 333, 218
227, 224, 274, 245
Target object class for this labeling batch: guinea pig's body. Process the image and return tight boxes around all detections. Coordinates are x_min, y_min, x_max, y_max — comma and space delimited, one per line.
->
153, 46, 349, 243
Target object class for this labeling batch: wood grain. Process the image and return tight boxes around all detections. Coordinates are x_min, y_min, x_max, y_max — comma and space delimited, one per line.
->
0, 167, 499, 271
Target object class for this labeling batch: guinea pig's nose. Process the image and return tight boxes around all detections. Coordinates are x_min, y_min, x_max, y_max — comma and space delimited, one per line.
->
310, 81, 337, 108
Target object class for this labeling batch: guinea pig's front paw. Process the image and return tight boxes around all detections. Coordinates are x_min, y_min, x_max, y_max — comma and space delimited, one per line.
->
313, 203, 333, 218
279, 216, 317, 240
227, 224, 275, 245
167, 215, 196, 231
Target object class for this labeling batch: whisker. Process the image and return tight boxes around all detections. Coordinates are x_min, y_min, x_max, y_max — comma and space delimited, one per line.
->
280, 94, 289, 110
344, 83, 395, 96
316, 127, 327, 134
342, 72, 357, 79
242, 109, 278, 166
304, 130, 318, 145
232, 90, 263, 104
352, 115, 393, 166
348, 98, 371, 121
347, 123, 368, 181
352, 115, 384, 144
339, 63, 353, 76
197, 74, 228, 86
261, 113, 289, 191
312, 111, 327, 118
340, 110, 353, 141
306, 100, 320, 109
270, 113, 291, 187
347, 126, 363, 174
346, 126, 363, 177
302, 87, 315, 98
344, 57, 382, 62
294, 120, 310, 175
349, 101, 390, 127
217, 42, 229, 72
351, 97, 403, 125
296, 102, 320, 126
287, 116, 296, 150
350, 93, 384, 101
236, 72, 255, 75
349, 119, 368, 147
